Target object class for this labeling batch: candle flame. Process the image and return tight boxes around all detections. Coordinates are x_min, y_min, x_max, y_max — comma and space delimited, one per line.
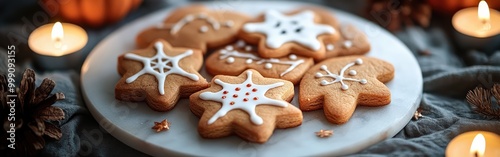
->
478, 0, 490, 23
470, 133, 486, 157
51, 22, 64, 42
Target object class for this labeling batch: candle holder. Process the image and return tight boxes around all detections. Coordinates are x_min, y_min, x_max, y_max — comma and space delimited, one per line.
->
452, 4, 500, 55
453, 31, 500, 55
32, 49, 84, 71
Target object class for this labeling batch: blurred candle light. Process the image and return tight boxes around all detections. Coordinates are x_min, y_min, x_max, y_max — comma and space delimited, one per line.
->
446, 131, 500, 157
470, 134, 486, 157
452, 0, 500, 38
29, 22, 87, 57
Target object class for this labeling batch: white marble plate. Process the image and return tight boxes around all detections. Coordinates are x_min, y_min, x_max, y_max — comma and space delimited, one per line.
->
81, 1, 422, 156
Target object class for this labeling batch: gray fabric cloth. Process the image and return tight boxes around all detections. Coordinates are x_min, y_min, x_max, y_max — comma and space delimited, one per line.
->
1, 0, 499, 156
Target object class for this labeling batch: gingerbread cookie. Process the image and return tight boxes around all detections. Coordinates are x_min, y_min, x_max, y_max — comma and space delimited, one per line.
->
136, 5, 251, 53
205, 40, 314, 84
116, 39, 209, 111
299, 56, 394, 124
238, 9, 340, 60
323, 24, 370, 58
189, 70, 302, 143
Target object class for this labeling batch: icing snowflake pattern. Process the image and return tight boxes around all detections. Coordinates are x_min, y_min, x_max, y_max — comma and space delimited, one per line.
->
315, 58, 367, 90
125, 41, 199, 95
243, 10, 335, 51
199, 71, 288, 125
218, 41, 304, 77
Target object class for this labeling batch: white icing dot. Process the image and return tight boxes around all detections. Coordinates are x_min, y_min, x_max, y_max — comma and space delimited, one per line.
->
225, 45, 234, 51
360, 79, 367, 84
289, 54, 297, 60
199, 26, 209, 33
321, 80, 329, 86
341, 84, 349, 90
326, 44, 335, 51
244, 46, 252, 51
246, 59, 253, 64
185, 15, 195, 21
226, 57, 235, 63
197, 14, 207, 19
343, 40, 353, 48
224, 20, 234, 27
355, 58, 363, 65
315, 72, 323, 78
156, 23, 165, 29
349, 70, 357, 76
264, 63, 273, 69
320, 65, 328, 70
236, 40, 246, 48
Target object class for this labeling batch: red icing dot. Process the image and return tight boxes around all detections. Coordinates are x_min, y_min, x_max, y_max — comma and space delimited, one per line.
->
252, 88, 258, 92
222, 96, 226, 99
253, 97, 258, 100
235, 87, 241, 91
245, 92, 250, 96
223, 91, 228, 94
233, 94, 238, 98
230, 101, 235, 105
243, 98, 248, 102
246, 84, 252, 87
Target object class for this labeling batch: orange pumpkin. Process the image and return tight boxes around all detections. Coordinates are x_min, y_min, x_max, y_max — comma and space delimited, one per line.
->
429, 0, 500, 15
40, 0, 142, 27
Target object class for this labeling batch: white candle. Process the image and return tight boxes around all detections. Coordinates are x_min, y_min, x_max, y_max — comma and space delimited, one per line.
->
452, 0, 500, 38
28, 22, 88, 57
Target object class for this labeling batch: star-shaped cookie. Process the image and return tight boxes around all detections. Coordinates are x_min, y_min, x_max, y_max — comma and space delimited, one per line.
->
189, 70, 302, 143
205, 40, 314, 84
299, 56, 394, 124
304, 7, 371, 59
239, 9, 340, 60
115, 39, 208, 111
323, 24, 371, 58
136, 5, 250, 53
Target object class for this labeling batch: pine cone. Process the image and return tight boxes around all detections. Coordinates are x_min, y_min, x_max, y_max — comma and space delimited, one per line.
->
466, 84, 500, 119
366, 0, 431, 32
0, 69, 65, 157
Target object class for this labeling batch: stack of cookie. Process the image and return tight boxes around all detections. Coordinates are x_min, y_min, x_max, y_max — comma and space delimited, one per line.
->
115, 5, 395, 143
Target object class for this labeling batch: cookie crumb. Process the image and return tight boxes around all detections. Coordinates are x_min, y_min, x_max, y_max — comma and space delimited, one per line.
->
413, 110, 423, 120
152, 119, 171, 132
315, 129, 333, 138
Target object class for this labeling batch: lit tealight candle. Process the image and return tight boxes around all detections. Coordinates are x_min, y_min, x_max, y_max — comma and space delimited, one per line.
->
28, 22, 87, 70
452, 0, 500, 38
28, 22, 87, 56
446, 131, 500, 157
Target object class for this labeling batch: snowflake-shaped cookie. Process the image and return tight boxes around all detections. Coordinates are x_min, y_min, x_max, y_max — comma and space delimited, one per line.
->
199, 70, 288, 125
116, 39, 208, 111
190, 70, 302, 143
125, 41, 199, 95
240, 9, 339, 60
299, 56, 394, 124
